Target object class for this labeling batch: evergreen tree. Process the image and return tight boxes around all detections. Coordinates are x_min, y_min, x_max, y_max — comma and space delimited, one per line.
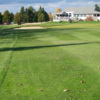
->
20, 6, 25, 22
37, 6, 43, 18
28, 6, 35, 22
23, 6, 35, 23
0, 12, 3, 24
38, 13, 45, 22
10, 12, 14, 22
33, 11, 38, 22
19, 6, 35, 23
24, 8, 29, 23
3, 10, 11, 23
37, 6, 49, 22
14, 12, 21, 25
95, 4, 100, 11
44, 11, 49, 21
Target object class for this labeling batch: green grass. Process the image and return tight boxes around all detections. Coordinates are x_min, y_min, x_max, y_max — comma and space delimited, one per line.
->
38, 21, 100, 28
0, 22, 100, 100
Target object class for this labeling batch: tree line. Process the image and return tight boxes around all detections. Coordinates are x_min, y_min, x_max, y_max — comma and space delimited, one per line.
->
0, 11, 14, 24
0, 6, 53, 25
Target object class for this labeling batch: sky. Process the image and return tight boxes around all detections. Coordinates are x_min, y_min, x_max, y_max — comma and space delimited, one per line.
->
0, 0, 100, 13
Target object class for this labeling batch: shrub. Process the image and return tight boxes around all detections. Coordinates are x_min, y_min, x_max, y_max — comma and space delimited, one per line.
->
68, 19, 72, 23
85, 15, 94, 21
74, 17, 79, 22
79, 19, 84, 21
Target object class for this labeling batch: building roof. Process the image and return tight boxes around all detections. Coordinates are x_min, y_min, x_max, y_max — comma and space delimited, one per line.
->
55, 12, 64, 15
64, 7, 100, 14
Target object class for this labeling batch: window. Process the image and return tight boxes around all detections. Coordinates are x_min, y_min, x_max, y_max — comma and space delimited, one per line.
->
79, 14, 82, 17
74, 14, 77, 17
81, 14, 83, 17
77, 14, 79, 17
84, 14, 86, 17
66, 13, 68, 17
97, 14, 100, 17
69, 13, 71, 17
94, 14, 96, 17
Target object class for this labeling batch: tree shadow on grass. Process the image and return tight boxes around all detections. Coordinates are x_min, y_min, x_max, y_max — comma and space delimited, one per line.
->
0, 42, 99, 52
0, 28, 91, 39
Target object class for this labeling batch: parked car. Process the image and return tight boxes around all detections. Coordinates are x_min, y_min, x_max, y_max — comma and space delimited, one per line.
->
21, 22, 24, 24
11, 22, 14, 24
3, 22, 9, 25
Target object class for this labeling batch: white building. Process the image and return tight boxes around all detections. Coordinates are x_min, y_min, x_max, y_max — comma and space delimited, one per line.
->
53, 7, 100, 22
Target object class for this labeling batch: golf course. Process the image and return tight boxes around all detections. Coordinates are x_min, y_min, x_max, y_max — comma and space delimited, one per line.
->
0, 22, 100, 100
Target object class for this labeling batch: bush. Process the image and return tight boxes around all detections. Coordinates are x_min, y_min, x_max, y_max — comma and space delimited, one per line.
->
85, 15, 94, 21
79, 19, 84, 21
68, 19, 72, 23
74, 17, 79, 22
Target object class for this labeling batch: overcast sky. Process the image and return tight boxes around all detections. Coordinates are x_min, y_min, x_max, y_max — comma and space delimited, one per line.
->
0, 0, 100, 13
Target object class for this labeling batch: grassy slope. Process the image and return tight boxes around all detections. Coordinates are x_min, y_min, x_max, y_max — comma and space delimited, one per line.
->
0, 22, 100, 100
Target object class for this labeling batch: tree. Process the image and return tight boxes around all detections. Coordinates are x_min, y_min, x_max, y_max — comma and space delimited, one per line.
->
3, 10, 11, 23
19, 6, 35, 23
0, 12, 3, 24
55, 8, 62, 13
38, 13, 45, 22
20, 6, 25, 22
48, 12, 53, 22
10, 12, 14, 22
95, 4, 100, 11
24, 6, 35, 22
33, 11, 38, 22
37, 6, 43, 18
14, 12, 21, 25
27, 6, 35, 22
24, 8, 29, 23
37, 6, 49, 22
44, 11, 49, 21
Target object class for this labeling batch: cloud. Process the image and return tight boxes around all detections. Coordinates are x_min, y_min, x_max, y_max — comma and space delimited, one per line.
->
0, 0, 99, 13
0, 0, 99, 4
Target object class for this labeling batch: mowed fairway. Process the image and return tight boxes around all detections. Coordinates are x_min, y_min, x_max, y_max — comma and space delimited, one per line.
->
0, 22, 100, 100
